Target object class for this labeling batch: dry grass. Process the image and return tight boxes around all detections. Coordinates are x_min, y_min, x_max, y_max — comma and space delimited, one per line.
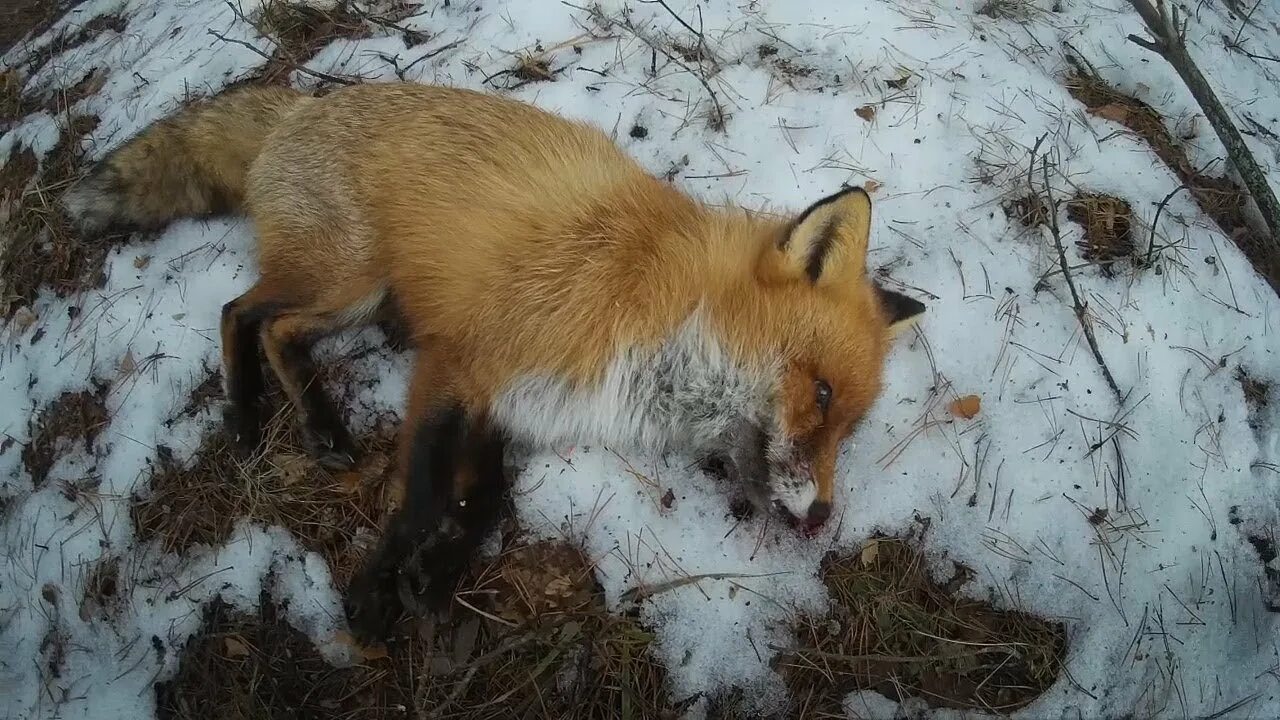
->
1236, 366, 1270, 411
1064, 68, 1278, 290
132, 390, 396, 585
155, 539, 683, 720
22, 380, 109, 488
0, 113, 135, 319
778, 536, 1066, 716
78, 554, 122, 622
1002, 193, 1049, 228
1065, 193, 1136, 276
249, 0, 370, 86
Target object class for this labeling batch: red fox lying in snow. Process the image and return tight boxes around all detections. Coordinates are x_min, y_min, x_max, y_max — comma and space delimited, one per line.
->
63, 82, 925, 638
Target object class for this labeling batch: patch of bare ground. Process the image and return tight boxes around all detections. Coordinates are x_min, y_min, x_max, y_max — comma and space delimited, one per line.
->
1065, 193, 1137, 276
132, 396, 396, 586
1064, 65, 1279, 292
213, 0, 372, 90
22, 379, 109, 488
777, 536, 1066, 716
156, 539, 684, 719
78, 554, 122, 622
4, 12, 127, 121
0, 113, 136, 320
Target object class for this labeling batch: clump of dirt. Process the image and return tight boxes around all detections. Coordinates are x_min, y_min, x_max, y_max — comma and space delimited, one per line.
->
1003, 193, 1049, 228
0, 113, 134, 319
41, 67, 107, 116
165, 367, 225, 426
777, 536, 1066, 715
156, 540, 680, 719
0, 144, 38, 212
132, 403, 396, 585
15, 13, 128, 86
1064, 66, 1278, 292
1236, 366, 1270, 411
79, 555, 122, 622
22, 380, 110, 488
1065, 193, 1136, 275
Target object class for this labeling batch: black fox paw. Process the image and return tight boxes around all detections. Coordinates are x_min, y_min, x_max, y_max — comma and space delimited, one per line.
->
344, 518, 468, 644
301, 423, 359, 471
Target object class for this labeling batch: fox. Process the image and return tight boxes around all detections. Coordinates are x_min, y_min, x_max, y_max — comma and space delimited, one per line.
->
62, 81, 925, 638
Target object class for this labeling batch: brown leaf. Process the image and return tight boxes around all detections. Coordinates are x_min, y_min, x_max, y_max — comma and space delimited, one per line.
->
223, 636, 250, 658
948, 394, 981, 420
855, 104, 876, 121
863, 179, 883, 194
133, 255, 151, 270
12, 307, 36, 333
860, 539, 880, 566
1089, 103, 1130, 125
661, 488, 675, 509
118, 350, 136, 376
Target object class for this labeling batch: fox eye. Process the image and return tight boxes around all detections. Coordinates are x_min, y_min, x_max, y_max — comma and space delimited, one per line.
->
815, 379, 833, 414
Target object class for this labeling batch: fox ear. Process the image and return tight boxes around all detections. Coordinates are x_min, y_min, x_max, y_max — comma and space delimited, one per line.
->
875, 286, 926, 337
769, 187, 872, 286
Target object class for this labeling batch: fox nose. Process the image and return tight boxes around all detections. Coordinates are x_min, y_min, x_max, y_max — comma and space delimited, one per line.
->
803, 501, 831, 532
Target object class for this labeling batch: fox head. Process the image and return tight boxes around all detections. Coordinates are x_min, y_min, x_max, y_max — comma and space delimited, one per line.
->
705, 187, 925, 534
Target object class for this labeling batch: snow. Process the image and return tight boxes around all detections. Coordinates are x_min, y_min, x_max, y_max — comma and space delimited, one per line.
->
2, 0, 1279, 718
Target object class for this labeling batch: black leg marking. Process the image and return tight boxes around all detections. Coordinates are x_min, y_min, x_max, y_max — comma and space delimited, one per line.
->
275, 324, 358, 471
377, 294, 413, 352
344, 407, 508, 643
222, 299, 270, 452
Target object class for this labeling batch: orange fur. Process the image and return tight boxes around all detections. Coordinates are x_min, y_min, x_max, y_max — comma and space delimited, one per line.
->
65, 81, 924, 530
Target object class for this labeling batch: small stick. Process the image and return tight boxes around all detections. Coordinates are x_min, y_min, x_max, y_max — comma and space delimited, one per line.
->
207, 29, 358, 86
1033, 136, 1123, 400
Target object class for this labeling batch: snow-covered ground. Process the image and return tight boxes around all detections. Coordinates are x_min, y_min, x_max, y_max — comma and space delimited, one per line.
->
2, 0, 1279, 717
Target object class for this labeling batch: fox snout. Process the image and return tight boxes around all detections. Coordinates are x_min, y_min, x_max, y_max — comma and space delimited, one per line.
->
721, 430, 831, 535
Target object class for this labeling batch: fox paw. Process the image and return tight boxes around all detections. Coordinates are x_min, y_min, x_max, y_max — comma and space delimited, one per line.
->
301, 424, 359, 471
344, 518, 468, 643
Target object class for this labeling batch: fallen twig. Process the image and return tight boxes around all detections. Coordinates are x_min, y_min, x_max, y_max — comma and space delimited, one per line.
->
1032, 135, 1123, 401
1127, 0, 1280, 253
207, 29, 358, 86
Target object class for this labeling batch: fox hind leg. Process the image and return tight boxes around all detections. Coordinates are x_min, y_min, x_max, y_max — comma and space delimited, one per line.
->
259, 310, 363, 471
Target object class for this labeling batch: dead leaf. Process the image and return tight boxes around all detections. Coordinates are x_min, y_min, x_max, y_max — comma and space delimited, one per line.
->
863, 179, 883, 194
855, 104, 876, 121
118, 350, 136, 376
661, 488, 675, 509
333, 630, 389, 661
12, 307, 36, 333
860, 540, 880, 566
949, 394, 981, 420
271, 452, 310, 485
133, 255, 151, 270
223, 636, 250, 658
886, 72, 912, 89
1089, 103, 1130, 125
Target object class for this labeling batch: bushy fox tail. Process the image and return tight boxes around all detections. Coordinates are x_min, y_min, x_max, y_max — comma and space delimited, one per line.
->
62, 85, 309, 233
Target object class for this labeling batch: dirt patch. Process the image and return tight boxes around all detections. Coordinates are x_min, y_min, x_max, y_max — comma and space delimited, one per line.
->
1236, 366, 1270, 411
0, 144, 38, 212
0, 0, 77, 57
78, 554, 122, 622
22, 380, 109, 488
777, 536, 1066, 715
132, 403, 395, 586
0, 113, 134, 319
247, 0, 370, 86
1064, 66, 1279, 292
156, 539, 681, 719
41, 67, 107, 116
1003, 193, 1049, 228
1065, 193, 1136, 275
